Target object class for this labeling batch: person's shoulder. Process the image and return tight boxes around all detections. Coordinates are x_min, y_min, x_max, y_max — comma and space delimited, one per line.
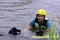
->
45, 18, 51, 23
30, 19, 35, 23
29, 19, 35, 26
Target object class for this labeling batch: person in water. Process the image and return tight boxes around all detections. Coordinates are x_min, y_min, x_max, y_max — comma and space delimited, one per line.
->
26, 9, 51, 36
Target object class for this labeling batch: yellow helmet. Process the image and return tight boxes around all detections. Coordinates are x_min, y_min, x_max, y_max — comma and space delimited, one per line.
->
36, 9, 46, 16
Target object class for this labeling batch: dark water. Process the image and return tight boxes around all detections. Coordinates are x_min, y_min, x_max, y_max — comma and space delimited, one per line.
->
0, 0, 60, 40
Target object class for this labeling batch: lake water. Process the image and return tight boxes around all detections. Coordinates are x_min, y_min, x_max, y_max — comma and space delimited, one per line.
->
0, 0, 60, 40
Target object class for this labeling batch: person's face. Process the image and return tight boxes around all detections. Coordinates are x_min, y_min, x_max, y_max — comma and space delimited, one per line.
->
37, 14, 45, 22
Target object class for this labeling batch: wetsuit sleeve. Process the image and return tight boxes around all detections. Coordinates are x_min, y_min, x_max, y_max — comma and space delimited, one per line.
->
46, 20, 51, 29
29, 20, 35, 27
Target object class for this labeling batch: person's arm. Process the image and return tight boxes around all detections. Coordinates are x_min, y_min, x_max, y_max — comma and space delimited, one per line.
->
47, 21, 51, 29
26, 25, 31, 30
46, 20, 51, 32
26, 20, 35, 30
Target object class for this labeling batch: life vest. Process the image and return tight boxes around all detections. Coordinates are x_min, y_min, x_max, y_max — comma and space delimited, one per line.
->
31, 18, 48, 32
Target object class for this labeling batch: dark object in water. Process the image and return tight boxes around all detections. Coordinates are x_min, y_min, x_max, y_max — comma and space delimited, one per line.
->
36, 30, 44, 36
9, 27, 21, 35
0, 34, 4, 36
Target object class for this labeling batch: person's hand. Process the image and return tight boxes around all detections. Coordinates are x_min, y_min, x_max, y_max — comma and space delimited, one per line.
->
26, 26, 31, 30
